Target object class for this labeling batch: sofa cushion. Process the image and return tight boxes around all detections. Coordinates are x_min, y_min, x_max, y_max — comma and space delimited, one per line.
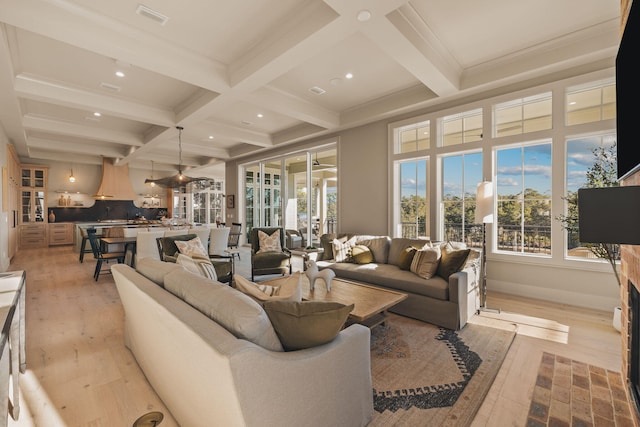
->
351, 245, 374, 264
164, 269, 283, 352
398, 247, 417, 270
175, 236, 209, 258
436, 243, 471, 279
257, 229, 282, 253
356, 236, 391, 263
388, 238, 431, 266
234, 273, 302, 302
136, 257, 184, 288
263, 301, 354, 351
410, 246, 441, 279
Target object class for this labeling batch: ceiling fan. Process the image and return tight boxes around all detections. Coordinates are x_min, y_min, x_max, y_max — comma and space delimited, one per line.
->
312, 152, 333, 168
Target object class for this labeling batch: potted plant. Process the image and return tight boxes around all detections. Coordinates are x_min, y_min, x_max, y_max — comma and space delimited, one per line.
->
556, 142, 621, 328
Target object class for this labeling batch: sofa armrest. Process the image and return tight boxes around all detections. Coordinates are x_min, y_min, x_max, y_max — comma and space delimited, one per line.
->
231, 324, 374, 427
448, 250, 481, 327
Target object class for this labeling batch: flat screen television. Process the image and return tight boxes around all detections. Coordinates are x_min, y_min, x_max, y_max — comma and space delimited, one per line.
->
616, 1, 640, 180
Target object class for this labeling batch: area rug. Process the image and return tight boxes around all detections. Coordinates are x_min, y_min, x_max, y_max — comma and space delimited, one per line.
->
369, 314, 516, 426
526, 352, 634, 426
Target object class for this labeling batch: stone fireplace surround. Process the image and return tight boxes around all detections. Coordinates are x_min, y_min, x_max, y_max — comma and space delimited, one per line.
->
621, 170, 640, 423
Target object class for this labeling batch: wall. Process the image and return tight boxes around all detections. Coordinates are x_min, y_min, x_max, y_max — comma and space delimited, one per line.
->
0, 124, 8, 270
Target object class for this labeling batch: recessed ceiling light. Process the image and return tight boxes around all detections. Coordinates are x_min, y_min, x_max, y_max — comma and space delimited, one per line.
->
208, 135, 214, 140
357, 10, 371, 22
345, 73, 353, 79
569, 101, 577, 105
257, 113, 264, 118
115, 71, 125, 78
93, 112, 101, 117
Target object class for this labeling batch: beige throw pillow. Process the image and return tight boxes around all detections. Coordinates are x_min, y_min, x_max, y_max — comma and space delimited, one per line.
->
176, 254, 218, 281
175, 237, 208, 258
257, 229, 282, 253
234, 273, 302, 302
410, 246, 441, 279
263, 301, 354, 351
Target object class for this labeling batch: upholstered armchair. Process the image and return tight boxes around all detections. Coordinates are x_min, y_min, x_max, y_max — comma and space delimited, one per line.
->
157, 233, 232, 284
285, 229, 303, 249
250, 227, 292, 281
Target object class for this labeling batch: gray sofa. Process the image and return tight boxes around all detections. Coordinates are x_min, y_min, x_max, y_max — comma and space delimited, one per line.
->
316, 233, 481, 330
112, 258, 374, 427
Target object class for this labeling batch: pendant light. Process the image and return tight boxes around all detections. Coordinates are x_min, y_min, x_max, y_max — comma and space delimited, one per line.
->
68, 168, 76, 183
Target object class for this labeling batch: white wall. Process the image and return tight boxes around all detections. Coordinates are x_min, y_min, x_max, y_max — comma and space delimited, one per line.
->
0, 124, 8, 271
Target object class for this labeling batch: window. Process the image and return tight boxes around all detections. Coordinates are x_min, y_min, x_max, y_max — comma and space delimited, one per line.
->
564, 134, 617, 258
494, 93, 552, 137
396, 121, 430, 153
442, 152, 483, 247
566, 80, 616, 126
496, 142, 552, 255
398, 159, 428, 238
440, 109, 482, 146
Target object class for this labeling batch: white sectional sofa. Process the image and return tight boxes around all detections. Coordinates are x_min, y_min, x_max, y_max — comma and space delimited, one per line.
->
111, 259, 374, 427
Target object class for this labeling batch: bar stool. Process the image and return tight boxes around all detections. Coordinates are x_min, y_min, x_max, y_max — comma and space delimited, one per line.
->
79, 227, 96, 263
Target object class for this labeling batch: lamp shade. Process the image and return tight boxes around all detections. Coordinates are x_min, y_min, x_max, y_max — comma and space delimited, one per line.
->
578, 186, 640, 244
475, 181, 494, 224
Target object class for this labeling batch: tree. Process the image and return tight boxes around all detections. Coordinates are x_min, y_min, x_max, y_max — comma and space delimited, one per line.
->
556, 142, 620, 286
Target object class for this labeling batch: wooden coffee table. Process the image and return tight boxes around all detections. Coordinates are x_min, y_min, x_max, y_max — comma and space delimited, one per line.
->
301, 277, 407, 329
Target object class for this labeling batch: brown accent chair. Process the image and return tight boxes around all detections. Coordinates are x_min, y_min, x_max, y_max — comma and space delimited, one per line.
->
250, 227, 292, 281
156, 233, 232, 284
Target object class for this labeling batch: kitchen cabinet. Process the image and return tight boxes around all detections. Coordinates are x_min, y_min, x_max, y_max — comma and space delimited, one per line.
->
19, 166, 48, 248
48, 223, 73, 246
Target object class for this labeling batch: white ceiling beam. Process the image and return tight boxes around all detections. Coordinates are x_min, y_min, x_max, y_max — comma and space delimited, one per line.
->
252, 86, 339, 129
14, 74, 176, 126
28, 136, 127, 158
0, 25, 28, 156
23, 115, 144, 146
27, 148, 104, 165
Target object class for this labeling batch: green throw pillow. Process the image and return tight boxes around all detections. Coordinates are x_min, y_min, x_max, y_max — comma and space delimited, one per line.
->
436, 246, 471, 279
351, 244, 374, 264
397, 247, 417, 270
263, 301, 354, 351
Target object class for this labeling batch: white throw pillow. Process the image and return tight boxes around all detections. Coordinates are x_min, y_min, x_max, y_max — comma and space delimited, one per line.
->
175, 237, 208, 258
257, 229, 282, 253
234, 273, 302, 302
176, 254, 218, 281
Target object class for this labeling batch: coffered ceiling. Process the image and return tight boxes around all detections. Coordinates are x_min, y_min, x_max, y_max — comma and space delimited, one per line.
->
0, 0, 620, 176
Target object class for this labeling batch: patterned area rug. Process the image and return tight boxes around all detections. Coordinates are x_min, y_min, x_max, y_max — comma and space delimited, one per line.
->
369, 314, 516, 426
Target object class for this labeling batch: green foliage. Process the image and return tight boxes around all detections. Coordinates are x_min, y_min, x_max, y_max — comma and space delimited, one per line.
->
556, 142, 620, 286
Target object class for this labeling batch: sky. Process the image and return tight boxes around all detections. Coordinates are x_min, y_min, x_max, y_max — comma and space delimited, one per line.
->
400, 134, 616, 200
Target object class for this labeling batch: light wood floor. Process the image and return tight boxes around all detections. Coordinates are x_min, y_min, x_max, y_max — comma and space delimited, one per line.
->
4, 245, 627, 426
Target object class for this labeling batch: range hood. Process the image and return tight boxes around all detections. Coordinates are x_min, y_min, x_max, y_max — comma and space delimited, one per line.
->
93, 158, 138, 200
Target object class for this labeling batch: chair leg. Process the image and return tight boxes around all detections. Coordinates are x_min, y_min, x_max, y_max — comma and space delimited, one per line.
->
94, 261, 101, 281
79, 237, 88, 263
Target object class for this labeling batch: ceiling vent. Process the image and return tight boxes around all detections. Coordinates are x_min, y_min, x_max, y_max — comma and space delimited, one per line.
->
309, 86, 326, 95
100, 82, 121, 92
136, 4, 169, 25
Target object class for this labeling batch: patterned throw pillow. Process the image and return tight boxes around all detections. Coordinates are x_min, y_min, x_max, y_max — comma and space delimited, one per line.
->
332, 237, 356, 262
175, 237, 208, 258
176, 254, 218, 281
257, 230, 282, 253
410, 246, 441, 279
